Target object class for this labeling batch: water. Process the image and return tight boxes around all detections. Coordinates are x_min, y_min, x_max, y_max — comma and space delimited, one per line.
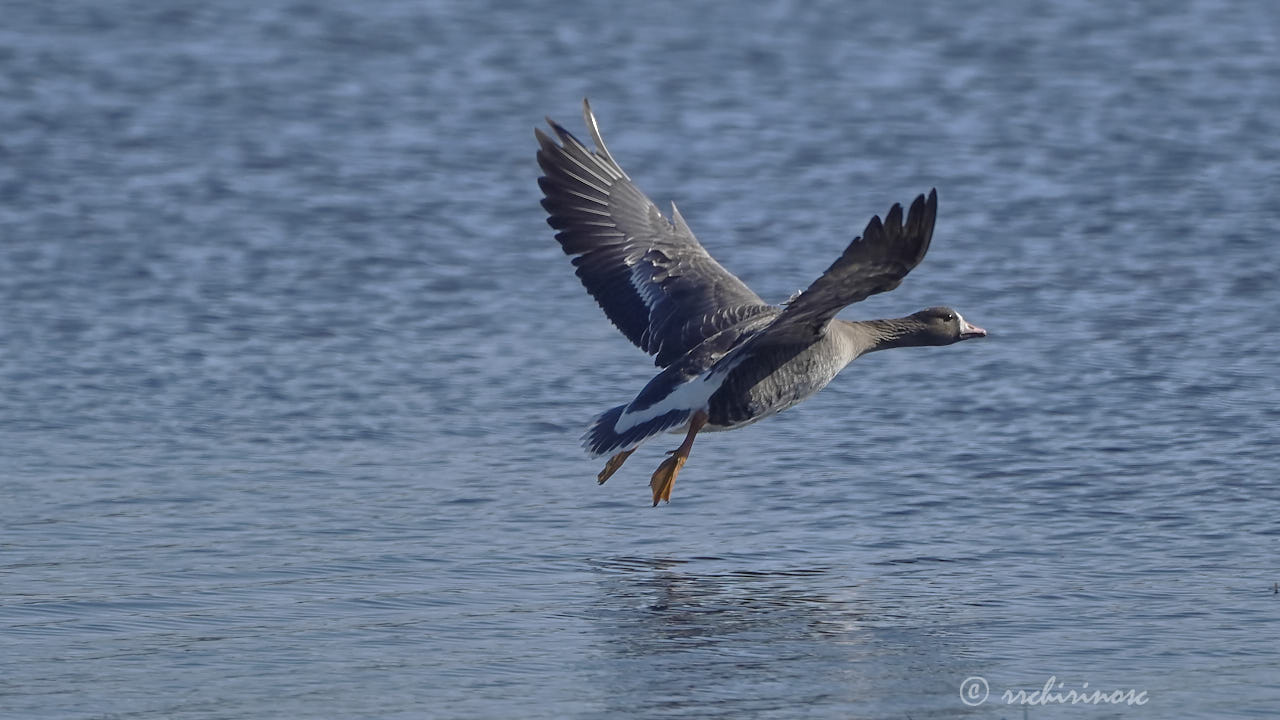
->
2, 0, 1278, 717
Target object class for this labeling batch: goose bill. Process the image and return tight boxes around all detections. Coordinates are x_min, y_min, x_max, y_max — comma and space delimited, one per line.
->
959, 319, 987, 339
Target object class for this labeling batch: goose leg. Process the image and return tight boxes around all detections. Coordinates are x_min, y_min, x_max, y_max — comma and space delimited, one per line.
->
597, 448, 635, 485
649, 410, 708, 507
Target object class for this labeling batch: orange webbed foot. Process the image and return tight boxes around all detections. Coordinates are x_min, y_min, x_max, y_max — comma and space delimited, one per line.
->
597, 448, 635, 485
649, 452, 687, 506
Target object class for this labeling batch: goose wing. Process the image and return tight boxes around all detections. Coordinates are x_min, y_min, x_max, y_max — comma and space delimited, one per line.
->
536, 100, 775, 368
750, 189, 937, 345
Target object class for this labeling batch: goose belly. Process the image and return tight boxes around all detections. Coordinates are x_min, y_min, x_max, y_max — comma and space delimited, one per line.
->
705, 341, 849, 430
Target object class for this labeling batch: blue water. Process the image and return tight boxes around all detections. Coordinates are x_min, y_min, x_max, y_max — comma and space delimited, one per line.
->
3, 1, 1278, 717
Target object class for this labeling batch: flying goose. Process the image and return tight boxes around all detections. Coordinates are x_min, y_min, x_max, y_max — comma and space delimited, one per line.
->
535, 100, 986, 506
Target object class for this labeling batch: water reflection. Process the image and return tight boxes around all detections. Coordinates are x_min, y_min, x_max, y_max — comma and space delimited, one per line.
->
593, 556, 846, 640
584, 556, 976, 718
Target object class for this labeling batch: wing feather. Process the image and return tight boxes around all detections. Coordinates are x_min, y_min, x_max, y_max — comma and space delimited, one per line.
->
754, 189, 938, 344
536, 100, 775, 367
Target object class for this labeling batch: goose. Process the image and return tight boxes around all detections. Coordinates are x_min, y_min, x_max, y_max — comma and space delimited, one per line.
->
535, 100, 986, 506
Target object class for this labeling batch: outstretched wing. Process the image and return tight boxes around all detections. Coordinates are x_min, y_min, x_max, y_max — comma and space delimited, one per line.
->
756, 189, 937, 344
536, 100, 775, 368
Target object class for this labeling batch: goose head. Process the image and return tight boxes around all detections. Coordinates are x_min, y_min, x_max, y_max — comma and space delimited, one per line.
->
908, 306, 987, 346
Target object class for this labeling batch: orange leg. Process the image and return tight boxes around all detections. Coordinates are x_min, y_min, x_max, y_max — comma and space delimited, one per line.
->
649, 410, 708, 507
597, 448, 635, 485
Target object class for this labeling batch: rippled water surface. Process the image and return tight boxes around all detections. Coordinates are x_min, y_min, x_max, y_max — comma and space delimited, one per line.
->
3, 1, 1279, 717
